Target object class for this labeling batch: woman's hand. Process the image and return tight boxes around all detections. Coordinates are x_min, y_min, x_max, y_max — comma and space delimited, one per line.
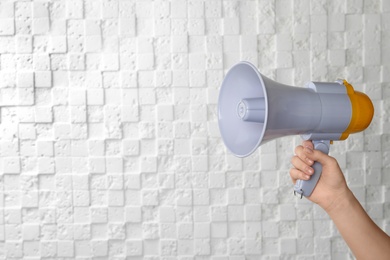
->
290, 140, 351, 212
291, 140, 390, 259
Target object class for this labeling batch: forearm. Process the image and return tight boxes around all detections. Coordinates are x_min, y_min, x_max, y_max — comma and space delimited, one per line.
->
326, 189, 390, 260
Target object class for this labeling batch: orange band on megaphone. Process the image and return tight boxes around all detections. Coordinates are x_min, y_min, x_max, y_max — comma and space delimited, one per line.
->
340, 80, 374, 140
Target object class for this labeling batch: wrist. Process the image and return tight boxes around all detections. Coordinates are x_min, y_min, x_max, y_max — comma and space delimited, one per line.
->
322, 188, 356, 216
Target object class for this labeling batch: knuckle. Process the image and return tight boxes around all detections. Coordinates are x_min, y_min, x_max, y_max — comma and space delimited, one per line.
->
294, 145, 303, 155
290, 175, 296, 184
290, 156, 296, 164
289, 170, 298, 182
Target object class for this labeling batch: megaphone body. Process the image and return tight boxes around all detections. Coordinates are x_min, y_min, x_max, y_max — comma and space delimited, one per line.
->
218, 62, 374, 197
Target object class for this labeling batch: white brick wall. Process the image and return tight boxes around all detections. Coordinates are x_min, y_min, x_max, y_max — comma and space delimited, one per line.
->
0, 0, 388, 259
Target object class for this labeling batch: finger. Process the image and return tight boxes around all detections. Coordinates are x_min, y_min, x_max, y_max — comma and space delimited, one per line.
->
301, 145, 337, 168
302, 140, 314, 150
291, 155, 314, 175
289, 168, 311, 184
294, 146, 314, 166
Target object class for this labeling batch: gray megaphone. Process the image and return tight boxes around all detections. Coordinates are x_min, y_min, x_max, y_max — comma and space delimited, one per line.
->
218, 62, 374, 198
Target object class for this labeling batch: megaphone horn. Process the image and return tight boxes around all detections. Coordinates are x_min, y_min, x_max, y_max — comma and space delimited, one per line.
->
218, 61, 374, 198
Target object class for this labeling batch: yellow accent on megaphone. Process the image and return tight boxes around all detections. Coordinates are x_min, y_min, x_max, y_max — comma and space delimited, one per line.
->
340, 80, 374, 140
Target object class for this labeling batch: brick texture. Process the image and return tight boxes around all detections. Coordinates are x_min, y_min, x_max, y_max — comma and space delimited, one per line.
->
0, 0, 388, 259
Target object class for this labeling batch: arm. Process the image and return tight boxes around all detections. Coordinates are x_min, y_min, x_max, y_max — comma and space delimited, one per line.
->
290, 141, 390, 259
327, 189, 390, 260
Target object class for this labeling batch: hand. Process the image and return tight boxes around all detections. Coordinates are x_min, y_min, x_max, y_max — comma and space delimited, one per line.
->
291, 141, 390, 259
290, 140, 351, 212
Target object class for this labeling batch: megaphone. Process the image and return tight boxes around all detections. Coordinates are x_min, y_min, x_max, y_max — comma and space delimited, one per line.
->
218, 61, 374, 198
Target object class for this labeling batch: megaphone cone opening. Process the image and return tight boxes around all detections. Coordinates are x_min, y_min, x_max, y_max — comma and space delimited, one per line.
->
218, 62, 268, 157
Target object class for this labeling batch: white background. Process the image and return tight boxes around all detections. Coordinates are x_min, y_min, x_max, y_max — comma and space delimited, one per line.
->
0, 0, 388, 259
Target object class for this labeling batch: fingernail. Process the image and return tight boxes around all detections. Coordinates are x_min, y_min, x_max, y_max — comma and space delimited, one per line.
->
306, 167, 314, 174
305, 158, 314, 164
305, 175, 310, 180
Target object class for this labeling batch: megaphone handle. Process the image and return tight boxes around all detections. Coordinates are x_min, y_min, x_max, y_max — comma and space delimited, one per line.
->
294, 140, 330, 198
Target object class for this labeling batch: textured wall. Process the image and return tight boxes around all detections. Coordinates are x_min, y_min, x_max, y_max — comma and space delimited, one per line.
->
0, 0, 388, 259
